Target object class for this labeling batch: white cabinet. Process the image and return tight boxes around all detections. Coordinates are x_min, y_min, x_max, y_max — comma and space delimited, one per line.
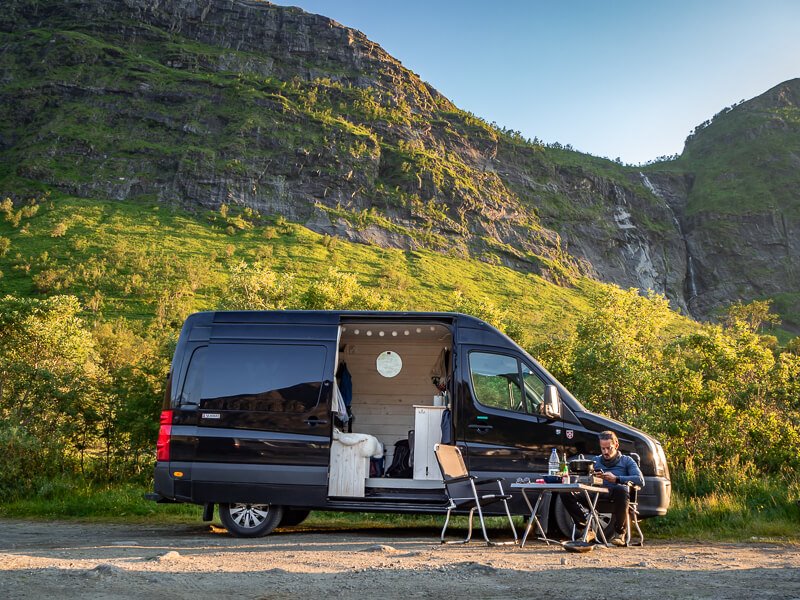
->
413, 405, 446, 480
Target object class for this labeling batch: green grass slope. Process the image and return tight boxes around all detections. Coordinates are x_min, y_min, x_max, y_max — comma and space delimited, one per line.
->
0, 192, 614, 346
674, 79, 800, 217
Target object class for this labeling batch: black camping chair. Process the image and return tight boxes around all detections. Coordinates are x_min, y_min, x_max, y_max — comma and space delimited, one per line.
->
433, 443, 518, 546
570, 452, 644, 547
625, 452, 644, 547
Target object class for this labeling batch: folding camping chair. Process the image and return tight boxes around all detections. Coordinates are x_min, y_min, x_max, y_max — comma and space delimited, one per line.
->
434, 443, 518, 545
625, 452, 644, 546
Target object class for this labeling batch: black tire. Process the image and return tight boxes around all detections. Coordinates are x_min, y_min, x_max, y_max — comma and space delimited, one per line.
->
553, 495, 617, 540
279, 508, 311, 527
219, 503, 284, 538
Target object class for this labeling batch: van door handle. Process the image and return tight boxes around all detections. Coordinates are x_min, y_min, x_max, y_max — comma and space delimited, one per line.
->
468, 424, 493, 433
304, 417, 329, 426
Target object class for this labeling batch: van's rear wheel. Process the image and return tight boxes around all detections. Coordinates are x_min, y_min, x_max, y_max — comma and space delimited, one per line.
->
279, 508, 311, 528
219, 503, 283, 538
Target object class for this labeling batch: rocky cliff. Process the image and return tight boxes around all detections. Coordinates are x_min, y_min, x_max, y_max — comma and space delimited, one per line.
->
1, 0, 797, 329
673, 79, 800, 325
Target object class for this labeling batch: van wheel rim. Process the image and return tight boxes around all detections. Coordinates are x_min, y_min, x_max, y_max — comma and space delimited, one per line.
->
229, 504, 270, 529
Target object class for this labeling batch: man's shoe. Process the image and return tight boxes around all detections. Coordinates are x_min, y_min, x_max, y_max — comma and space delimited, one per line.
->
575, 522, 595, 544
608, 532, 627, 547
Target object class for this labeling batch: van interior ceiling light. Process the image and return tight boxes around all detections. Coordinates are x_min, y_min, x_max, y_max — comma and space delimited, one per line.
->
354, 329, 360, 335
404, 330, 409, 335
416, 327, 422, 333
392, 331, 398, 336
379, 331, 385, 336
366, 330, 372, 336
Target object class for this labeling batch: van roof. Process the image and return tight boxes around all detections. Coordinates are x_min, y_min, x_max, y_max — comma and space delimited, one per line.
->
186, 310, 490, 328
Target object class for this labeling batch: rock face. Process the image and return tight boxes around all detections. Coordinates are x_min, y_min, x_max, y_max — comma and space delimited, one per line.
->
674, 79, 800, 325
1, 0, 798, 328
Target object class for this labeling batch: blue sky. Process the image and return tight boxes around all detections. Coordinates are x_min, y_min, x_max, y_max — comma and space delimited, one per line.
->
270, 1, 800, 164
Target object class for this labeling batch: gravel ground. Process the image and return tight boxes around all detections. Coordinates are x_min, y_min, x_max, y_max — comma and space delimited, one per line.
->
1, 519, 799, 599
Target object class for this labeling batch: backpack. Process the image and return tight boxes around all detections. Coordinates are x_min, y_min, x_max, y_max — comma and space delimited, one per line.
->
385, 439, 412, 478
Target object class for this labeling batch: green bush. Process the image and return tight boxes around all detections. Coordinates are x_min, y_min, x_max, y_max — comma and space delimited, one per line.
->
300, 267, 390, 310
536, 291, 800, 487
0, 424, 63, 499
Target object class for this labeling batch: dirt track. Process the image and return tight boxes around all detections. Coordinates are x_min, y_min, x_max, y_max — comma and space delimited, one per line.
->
1, 519, 799, 599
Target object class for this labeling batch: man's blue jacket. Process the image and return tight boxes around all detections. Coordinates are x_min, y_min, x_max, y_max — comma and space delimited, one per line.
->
592, 453, 645, 488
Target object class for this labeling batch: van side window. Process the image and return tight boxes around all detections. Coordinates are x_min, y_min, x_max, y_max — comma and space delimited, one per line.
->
200, 344, 326, 412
522, 364, 547, 414
178, 346, 207, 406
469, 352, 525, 413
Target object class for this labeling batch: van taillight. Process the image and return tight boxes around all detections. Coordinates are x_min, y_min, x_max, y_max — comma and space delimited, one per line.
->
156, 410, 173, 462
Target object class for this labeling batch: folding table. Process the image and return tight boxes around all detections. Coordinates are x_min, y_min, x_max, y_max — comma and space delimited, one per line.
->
510, 482, 609, 547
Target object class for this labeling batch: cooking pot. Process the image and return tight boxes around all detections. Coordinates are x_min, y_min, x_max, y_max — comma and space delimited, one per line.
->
569, 454, 595, 476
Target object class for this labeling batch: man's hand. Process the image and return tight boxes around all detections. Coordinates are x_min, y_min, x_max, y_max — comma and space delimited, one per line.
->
597, 471, 617, 483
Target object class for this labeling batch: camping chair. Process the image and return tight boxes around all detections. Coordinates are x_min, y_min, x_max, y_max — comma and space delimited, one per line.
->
569, 452, 644, 547
434, 443, 518, 545
625, 452, 644, 547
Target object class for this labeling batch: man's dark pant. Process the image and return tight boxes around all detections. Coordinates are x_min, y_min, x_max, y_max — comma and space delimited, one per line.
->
561, 484, 629, 534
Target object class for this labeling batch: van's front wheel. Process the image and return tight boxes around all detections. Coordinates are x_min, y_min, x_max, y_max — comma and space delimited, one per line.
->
552, 496, 616, 540
219, 503, 284, 538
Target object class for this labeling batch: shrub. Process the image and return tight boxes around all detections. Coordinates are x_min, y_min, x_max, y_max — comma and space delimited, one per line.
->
300, 268, 390, 310
223, 261, 296, 310
0, 424, 62, 499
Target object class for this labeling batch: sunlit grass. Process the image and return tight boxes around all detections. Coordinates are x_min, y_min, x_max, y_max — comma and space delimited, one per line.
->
0, 194, 621, 346
3, 479, 798, 542
646, 484, 800, 542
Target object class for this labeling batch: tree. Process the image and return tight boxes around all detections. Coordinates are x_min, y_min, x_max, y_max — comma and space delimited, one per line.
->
567, 288, 671, 422
300, 268, 390, 310
721, 299, 781, 333
223, 261, 296, 310
0, 295, 106, 490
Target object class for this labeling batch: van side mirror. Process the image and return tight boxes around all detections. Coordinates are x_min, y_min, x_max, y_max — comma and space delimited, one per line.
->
542, 385, 562, 419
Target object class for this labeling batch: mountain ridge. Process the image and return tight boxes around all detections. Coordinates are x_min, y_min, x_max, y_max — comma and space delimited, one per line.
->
1, 0, 798, 331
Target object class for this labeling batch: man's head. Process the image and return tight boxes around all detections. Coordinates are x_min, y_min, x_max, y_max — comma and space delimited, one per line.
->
598, 430, 619, 461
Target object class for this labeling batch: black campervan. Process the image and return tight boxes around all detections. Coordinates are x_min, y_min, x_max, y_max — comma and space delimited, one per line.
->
149, 310, 671, 537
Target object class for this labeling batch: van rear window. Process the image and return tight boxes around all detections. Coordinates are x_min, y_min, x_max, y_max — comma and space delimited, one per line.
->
199, 344, 326, 412
178, 346, 207, 406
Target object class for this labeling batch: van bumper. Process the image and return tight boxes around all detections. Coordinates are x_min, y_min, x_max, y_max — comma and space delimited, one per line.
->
152, 462, 176, 501
638, 476, 671, 517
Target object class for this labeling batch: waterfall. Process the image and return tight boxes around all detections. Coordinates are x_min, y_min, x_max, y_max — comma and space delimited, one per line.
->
640, 172, 699, 312
687, 255, 699, 299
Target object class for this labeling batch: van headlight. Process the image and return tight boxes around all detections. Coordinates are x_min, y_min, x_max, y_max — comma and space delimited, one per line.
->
655, 443, 669, 478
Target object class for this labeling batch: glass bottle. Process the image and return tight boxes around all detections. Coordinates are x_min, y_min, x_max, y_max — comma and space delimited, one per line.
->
560, 453, 570, 484
548, 448, 559, 476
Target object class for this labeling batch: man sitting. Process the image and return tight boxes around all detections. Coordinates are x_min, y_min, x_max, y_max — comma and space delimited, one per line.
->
561, 430, 644, 546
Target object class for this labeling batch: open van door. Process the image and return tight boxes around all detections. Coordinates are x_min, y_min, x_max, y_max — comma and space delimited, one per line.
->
458, 347, 564, 480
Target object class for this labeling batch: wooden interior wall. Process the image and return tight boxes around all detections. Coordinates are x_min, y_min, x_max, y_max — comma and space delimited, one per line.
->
338, 337, 450, 467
